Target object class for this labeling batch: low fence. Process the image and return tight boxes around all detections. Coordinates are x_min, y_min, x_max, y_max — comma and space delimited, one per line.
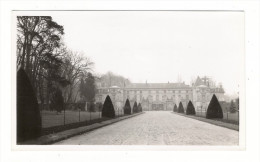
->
40, 109, 125, 129
195, 109, 239, 125
39, 102, 125, 131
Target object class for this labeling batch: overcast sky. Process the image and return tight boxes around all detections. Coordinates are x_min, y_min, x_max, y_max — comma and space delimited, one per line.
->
51, 11, 244, 95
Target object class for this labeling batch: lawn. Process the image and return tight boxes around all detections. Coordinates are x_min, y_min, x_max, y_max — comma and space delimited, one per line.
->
41, 109, 125, 128
195, 111, 239, 124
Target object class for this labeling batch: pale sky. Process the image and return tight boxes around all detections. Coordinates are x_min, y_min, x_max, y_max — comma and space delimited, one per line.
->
51, 11, 244, 95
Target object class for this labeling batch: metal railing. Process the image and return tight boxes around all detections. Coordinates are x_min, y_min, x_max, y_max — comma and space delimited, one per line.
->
195, 107, 239, 124
40, 105, 125, 129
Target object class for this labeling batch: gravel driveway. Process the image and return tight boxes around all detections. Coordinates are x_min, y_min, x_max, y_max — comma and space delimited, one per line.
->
55, 111, 239, 145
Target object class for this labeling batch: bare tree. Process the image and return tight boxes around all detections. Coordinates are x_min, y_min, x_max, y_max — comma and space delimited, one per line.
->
61, 50, 94, 103
98, 71, 131, 88
17, 16, 68, 108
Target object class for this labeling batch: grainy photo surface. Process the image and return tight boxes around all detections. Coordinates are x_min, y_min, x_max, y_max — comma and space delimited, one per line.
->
15, 11, 244, 146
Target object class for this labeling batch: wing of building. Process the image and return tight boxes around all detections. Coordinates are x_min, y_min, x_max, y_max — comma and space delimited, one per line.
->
95, 76, 225, 111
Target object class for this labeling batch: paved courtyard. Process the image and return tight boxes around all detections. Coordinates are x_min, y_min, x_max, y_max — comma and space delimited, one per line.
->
55, 111, 239, 145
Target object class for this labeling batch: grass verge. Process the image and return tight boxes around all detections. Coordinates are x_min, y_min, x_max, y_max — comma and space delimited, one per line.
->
172, 112, 239, 131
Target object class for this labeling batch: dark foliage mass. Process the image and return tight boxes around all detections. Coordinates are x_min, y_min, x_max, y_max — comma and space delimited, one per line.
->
177, 102, 185, 113
124, 99, 131, 115
79, 72, 96, 103
133, 101, 138, 113
17, 68, 42, 143
50, 88, 64, 113
96, 102, 103, 112
86, 102, 96, 112
102, 95, 115, 118
173, 104, 178, 112
206, 94, 223, 119
229, 100, 236, 113
186, 101, 196, 115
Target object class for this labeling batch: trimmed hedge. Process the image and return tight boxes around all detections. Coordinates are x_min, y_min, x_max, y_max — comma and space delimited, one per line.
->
177, 102, 185, 113
102, 95, 115, 118
206, 94, 223, 119
17, 68, 41, 142
186, 100, 196, 115
124, 99, 131, 115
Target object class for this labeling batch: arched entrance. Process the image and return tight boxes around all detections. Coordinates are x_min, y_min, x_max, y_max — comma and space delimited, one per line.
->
151, 103, 164, 111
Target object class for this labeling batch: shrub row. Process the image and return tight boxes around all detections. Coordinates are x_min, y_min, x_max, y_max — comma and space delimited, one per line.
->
124, 99, 142, 114
101, 96, 142, 118
173, 94, 224, 119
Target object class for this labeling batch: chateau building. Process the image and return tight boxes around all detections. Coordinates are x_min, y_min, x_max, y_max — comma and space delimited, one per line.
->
95, 76, 225, 112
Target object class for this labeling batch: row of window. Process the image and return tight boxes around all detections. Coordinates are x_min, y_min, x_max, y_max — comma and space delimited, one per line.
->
126, 90, 191, 94
98, 89, 122, 93
126, 95, 190, 100
97, 89, 194, 94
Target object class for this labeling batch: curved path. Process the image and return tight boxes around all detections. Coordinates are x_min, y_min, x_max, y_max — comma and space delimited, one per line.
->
55, 111, 239, 145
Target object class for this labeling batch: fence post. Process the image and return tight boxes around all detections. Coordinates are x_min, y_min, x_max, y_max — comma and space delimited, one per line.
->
63, 104, 65, 125
79, 109, 80, 122
238, 110, 239, 124
90, 111, 91, 122
227, 110, 229, 121
201, 106, 202, 117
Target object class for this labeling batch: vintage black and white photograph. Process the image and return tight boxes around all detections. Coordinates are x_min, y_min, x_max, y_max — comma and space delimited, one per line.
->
15, 11, 244, 146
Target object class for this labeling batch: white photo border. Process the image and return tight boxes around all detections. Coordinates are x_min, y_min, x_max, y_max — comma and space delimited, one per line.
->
1, 0, 259, 162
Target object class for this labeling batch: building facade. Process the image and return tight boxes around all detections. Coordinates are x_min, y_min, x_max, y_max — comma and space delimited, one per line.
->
95, 76, 225, 112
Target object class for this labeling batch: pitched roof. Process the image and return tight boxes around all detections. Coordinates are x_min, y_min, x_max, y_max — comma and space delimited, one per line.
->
124, 83, 191, 89
194, 76, 205, 86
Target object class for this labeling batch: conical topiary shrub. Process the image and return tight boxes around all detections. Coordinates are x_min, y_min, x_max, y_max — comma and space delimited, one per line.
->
133, 101, 138, 113
178, 102, 185, 113
138, 103, 142, 112
186, 100, 196, 115
17, 68, 42, 143
173, 104, 178, 112
206, 94, 223, 119
124, 99, 131, 115
102, 95, 115, 118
